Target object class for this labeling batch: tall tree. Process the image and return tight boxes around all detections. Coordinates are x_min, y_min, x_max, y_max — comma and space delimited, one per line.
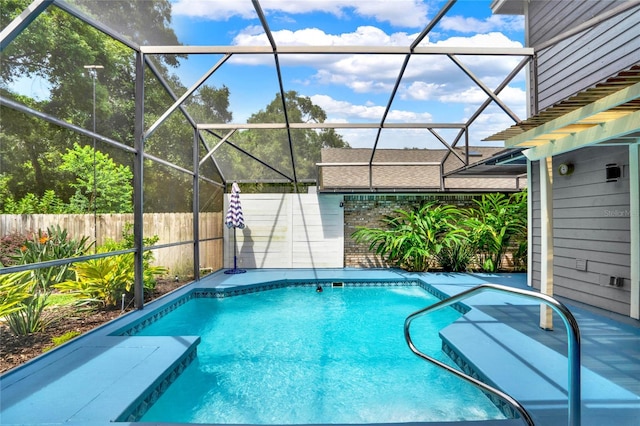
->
1, 0, 232, 212
222, 91, 350, 182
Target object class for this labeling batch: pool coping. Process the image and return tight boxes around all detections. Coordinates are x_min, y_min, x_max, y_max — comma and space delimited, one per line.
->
1, 268, 638, 426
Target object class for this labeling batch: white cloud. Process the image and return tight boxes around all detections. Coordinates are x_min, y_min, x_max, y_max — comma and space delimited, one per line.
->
440, 14, 524, 34
401, 82, 446, 101
433, 31, 522, 48
307, 90, 524, 149
172, 0, 429, 28
466, 108, 519, 143
230, 29, 524, 88
172, 0, 256, 20
310, 94, 433, 123
437, 85, 526, 120
233, 25, 416, 47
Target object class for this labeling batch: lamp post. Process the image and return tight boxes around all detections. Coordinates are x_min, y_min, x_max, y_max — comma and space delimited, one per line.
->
84, 65, 103, 249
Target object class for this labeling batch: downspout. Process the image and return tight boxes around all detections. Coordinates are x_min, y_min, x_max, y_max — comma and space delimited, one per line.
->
527, 159, 533, 287
630, 143, 639, 319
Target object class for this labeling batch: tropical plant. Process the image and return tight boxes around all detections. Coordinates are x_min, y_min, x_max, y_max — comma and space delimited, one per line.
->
55, 252, 166, 309
464, 192, 527, 272
511, 240, 528, 272
43, 331, 81, 353
435, 240, 475, 272
5, 291, 51, 335
14, 225, 92, 290
351, 202, 467, 272
1, 226, 92, 335
0, 271, 33, 318
55, 225, 166, 309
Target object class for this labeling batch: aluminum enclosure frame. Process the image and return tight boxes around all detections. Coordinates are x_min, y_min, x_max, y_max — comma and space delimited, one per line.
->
1, 0, 535, 307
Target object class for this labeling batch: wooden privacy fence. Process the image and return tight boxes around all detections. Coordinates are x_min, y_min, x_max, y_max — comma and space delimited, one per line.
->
1, 213, 224, 276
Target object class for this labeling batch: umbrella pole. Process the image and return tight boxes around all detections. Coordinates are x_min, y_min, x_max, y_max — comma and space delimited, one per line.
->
233, 227, 238, 270
225, 226, 246, 274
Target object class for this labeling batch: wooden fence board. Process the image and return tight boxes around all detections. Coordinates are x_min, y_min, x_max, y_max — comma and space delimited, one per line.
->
1, 213, 223, 276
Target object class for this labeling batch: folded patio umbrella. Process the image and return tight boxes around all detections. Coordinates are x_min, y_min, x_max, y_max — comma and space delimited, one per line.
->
225, 182, 246, 274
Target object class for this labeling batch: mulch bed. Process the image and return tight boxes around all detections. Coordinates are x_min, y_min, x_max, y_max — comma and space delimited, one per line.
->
0, 279, 187, 374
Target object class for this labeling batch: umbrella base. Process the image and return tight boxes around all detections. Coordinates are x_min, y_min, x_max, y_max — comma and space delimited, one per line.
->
224, 268, 247, 274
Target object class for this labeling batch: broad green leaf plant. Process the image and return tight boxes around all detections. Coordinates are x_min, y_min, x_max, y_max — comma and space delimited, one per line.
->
464, 192, 527, 272
352, 202, 467, 272
352, 192, 527, 273
55, 225, 166, 309
0, 271, 32, 318
55, 251, 167, 309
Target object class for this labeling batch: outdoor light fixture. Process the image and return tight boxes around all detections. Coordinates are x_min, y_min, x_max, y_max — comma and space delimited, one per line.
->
605, 163, 621, 182
558, 162, 574, 176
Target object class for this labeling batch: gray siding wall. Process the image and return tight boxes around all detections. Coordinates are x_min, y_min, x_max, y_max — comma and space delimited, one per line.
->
528, 1, 640, 111
531, 146, 632, 315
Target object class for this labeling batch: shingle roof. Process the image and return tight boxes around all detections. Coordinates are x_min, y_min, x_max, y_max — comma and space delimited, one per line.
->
318, 147, 522, 192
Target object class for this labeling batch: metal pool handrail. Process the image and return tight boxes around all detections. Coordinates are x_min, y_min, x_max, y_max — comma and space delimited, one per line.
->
404, 283, 582, 426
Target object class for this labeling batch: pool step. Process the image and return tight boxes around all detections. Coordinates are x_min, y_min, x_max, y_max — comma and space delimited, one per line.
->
0, 335, 200, 424
440, 309, 640, 426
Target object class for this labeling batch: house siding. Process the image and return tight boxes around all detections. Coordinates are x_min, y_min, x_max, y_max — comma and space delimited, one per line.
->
528, 1, 640, 111
531, 147, 632, 315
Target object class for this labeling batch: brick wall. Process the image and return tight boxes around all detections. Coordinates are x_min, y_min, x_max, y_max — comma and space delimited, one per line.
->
343, 194, 483, 268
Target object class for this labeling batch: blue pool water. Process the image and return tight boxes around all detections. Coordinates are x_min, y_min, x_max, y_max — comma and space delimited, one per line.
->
136, 285, 505, 423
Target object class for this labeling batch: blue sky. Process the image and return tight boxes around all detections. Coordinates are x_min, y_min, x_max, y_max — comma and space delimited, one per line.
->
9, 0, 527, 150
167, 0, 527, 149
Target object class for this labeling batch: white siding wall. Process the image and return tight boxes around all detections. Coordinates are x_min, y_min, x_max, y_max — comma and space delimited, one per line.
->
224, 193, 344, 269
531, 146, 632, 315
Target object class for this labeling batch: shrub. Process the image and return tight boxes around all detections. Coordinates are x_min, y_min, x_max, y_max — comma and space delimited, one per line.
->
0, 271, 33, 318
352, 202, 467, 272
55, 225, 166, 309
5, 291, 51, 335
55, 252, 166, 309
435, 240, 475, 272
1, 190, 67, 214
464, 192, 527, 272
42, 331, 82, 353
13, 225, 92, 290
1, 233, 27, 267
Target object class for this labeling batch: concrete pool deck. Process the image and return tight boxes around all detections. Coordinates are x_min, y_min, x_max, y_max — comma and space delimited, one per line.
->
0, 269, 638, 425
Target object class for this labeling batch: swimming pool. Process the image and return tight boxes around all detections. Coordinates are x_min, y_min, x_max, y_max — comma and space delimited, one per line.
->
130, 284, 507, 424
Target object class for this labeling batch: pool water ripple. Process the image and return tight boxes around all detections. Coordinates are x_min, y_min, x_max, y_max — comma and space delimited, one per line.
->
135, 285, 506, 424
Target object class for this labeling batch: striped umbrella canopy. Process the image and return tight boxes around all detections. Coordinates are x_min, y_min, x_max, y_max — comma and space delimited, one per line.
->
225, 182, 245, 229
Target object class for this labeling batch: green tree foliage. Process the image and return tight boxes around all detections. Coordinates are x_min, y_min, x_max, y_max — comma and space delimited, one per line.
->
60, 143, 134, 213
223, 91, 350, 181
1, 144, 134, 214
1, 0, 231, 213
